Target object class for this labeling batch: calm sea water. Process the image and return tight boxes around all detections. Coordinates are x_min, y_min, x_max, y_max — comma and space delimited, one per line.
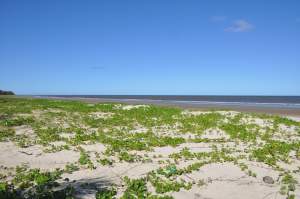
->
43, 95, 300, 109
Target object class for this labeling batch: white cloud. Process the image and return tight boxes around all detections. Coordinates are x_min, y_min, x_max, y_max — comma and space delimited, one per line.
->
225, 19, 254, 32
211, 16, 227, 22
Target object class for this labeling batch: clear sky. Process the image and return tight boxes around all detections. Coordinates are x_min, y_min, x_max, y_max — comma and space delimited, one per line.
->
1, 0, 300, 95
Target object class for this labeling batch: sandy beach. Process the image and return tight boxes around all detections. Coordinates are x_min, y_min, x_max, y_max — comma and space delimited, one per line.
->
1, 97, 300, 198
30, 95, 300, 117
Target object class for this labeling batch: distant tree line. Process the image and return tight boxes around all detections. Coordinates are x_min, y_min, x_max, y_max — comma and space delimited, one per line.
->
0, 90, 15, 95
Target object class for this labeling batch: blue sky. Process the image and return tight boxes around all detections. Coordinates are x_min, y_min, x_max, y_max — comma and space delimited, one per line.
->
0, 0, 300, 95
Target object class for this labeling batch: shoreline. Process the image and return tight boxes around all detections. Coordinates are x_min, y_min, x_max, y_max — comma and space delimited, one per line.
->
27, 96, 300, 117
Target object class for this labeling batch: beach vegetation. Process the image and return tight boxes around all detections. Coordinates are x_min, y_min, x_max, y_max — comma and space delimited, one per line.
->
1, 97, 300, 198
78, 148, 94, 169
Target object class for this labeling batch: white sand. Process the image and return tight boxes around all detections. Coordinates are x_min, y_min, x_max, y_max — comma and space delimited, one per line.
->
1, 109, 300, 199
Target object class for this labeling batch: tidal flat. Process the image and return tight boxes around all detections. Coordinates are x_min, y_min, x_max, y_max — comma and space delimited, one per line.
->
0, 97, 300, 199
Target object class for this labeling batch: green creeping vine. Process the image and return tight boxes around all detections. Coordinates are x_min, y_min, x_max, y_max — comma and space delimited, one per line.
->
1, 97, 300, 198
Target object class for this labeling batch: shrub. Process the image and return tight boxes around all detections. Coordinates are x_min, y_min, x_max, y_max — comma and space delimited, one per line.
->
95, 187, 117, 199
